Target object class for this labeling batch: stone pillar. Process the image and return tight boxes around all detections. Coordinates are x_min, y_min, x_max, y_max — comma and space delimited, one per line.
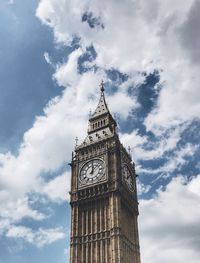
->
70, 206, 75, 263
110, 193, 122, 263
85, 242, 88, 263
95, 203, 98, 263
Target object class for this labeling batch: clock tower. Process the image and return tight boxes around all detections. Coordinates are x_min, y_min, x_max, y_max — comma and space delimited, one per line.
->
69, 82, 141, 263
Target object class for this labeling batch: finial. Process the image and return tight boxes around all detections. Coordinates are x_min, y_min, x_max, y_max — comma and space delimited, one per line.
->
89, 109, 92, 117
75, 137, 79, 147
100, 80, 104, 92
128, 146, 131, 155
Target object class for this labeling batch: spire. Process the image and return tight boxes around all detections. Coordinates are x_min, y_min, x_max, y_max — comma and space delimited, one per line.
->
80, 81, 117, 143
90, 80, 109, 119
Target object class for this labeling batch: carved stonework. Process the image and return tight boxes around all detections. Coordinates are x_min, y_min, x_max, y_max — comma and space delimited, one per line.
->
69, 82, 141, 263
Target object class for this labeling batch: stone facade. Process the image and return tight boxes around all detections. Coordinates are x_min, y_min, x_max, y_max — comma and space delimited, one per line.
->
69, 82, 141, 263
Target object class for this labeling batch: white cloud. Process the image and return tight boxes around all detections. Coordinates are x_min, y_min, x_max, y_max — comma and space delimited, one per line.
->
6, 226, 65, 247
0, 192, 46, 235
120, 126, 183, 162
0, 46, 137, 243
42, 171, 70, 202
107, 91, 139, 120
0, 50, 86, 199
0, 195, 45, 222
1, 0, 200, 255
36, 0, 200, 132
0, 50, 87, 238
188, 175, 200, 196
120, 130, 147, 156
138, 143, 197, 176
137, 180, 151, 195
53, 48, 83, 87
139, 174, 200, 263
44, 52, 53, 66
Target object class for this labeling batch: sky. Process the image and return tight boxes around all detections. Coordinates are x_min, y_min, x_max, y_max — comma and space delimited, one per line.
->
0, 0, 200, 262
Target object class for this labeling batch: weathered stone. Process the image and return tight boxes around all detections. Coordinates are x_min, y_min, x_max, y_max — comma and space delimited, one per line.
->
69, 82, 141, 263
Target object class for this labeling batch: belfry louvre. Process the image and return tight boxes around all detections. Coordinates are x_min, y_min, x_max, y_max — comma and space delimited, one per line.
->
69, 82, 141, 263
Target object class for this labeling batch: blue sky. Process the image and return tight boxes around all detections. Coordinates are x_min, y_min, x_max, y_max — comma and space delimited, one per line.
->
0, 1, 200, 263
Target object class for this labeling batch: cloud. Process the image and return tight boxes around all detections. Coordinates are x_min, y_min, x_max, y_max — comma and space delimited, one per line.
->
139, 174, 200, 263
7, 0, 14, 4
0, 193, 46, 235
179, 0, 200, 64
36, 0, 200, 132
53, 48, 83, 87
6, 226, 65, 247
42, 171, 70, 202
0, 49, 87, 198
120, 130, 147, 157
138, 143, 197, 176
137, 180, 151, 195
107, 91, 139, 120
120, 125, 183, 162
0, 50, 87, 239
0, 195, 45, 222
1, 0, 200, 255
0, 46, 137, 243
44, 52, 53, 66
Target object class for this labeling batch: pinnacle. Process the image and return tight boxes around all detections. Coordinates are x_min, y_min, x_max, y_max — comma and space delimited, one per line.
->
90, 81, 109, 119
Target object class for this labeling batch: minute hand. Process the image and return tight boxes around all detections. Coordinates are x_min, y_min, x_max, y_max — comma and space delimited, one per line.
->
91, 161, 94, 174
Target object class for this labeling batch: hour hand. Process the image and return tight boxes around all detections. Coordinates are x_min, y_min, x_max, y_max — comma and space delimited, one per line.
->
90, 161, 94, 174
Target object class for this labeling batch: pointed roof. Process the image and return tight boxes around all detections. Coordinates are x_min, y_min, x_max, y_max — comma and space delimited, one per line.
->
90, 81, 109, 119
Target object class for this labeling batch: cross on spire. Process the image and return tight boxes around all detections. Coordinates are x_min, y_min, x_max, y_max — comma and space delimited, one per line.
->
100, 80, 105, 92
128, 146, 131, 155
75, 137, 79, 147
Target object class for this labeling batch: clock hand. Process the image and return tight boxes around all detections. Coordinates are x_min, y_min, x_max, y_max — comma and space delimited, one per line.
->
93, 166, 98, 176
90, 160, 94, 174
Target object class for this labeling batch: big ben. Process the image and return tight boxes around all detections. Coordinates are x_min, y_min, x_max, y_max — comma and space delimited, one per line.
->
69, 81, 141, 263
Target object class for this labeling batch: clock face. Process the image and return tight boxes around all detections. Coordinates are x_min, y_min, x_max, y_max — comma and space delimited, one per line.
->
122, 164, 135, 192
79, 159, 105, 185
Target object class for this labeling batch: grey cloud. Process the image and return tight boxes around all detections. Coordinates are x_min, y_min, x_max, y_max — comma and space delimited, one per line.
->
179, 0, 200, 63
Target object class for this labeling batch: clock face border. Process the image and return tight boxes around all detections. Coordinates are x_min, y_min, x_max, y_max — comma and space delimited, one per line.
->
122, 163, 135, 193
78, 157, 107, 188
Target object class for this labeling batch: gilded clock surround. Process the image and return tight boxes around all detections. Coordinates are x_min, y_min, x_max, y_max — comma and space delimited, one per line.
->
78, 157, 106, 188
122, 164, 135, 193
69, 82, 141, 263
